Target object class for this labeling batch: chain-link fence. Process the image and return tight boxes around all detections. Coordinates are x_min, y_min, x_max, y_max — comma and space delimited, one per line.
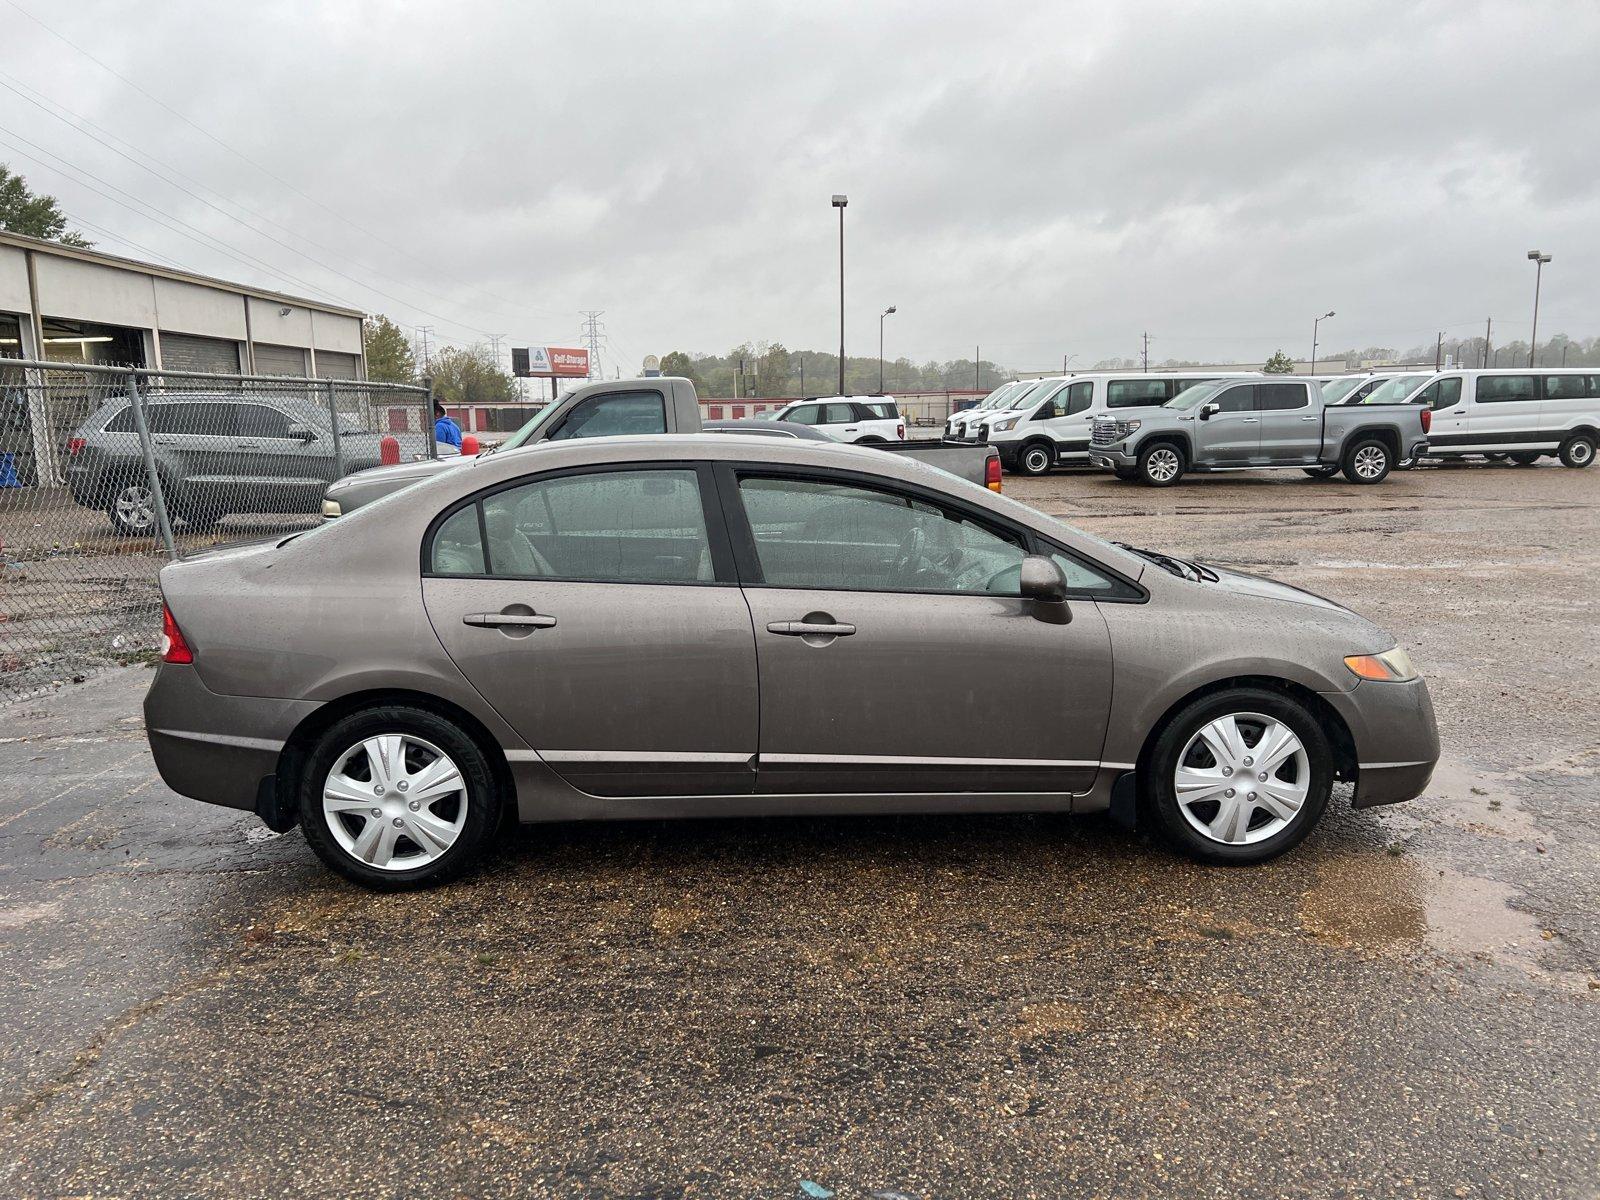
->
1, 360, 435, 704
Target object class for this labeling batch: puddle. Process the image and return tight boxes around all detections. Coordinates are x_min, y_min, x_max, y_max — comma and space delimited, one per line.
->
1420, 760, 1547, 845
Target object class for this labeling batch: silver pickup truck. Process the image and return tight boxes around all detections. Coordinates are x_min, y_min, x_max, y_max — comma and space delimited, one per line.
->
1087, 378, 1430, 486
322, 377, 999, 517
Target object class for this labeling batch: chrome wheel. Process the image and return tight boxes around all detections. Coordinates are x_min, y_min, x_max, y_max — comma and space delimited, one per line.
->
1353, 445, 1387, 479
322, 734, 467, 871
113, 484, 156, 531
1175, 712, 1309, 845
1145, 447, 1181, 482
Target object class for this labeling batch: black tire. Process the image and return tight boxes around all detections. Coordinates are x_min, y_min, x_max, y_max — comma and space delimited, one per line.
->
1558, 434, 1595, 469
1340, 438, 1392, 484
105, 478, 161, 537
1142, 687, 1334, 865
1112, 466, 1139, 481
1015, 440, 1055, 476
855, 435, 886, 444
1137, 441, 1186, 487
1302, 465, 1339, 479
298, 705, 504, 891
1509, 451, 1542, 466
1484, 452, 1509, 462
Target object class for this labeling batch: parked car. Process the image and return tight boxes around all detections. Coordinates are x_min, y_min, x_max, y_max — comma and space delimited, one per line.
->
65, 393, 432, 534
768, 397, 905, 442
1404, 369, 1598, 468
945, 379, 1031, 438
706, 418, 1002, 490
1322, 373, 1402, 405
977, 373, 1254, 475
146, 434, 1439, 890
1088, 378, 1431, 485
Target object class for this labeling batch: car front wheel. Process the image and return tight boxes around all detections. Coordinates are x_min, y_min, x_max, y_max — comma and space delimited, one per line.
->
298, 706, 503, 890
107, 481, 159, 536
1143, 688, 1334, 864
1559, 434, 1595, 469
1016, 441, 1055, 476
1137, 442, 1185, 486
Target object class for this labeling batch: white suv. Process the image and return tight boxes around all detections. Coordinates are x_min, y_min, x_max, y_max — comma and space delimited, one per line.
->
771, 397, 905, 442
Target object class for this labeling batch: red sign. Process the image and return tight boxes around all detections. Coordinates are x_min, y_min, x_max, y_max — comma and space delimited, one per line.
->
515, 346, 590, 378
546, 347, 589, 377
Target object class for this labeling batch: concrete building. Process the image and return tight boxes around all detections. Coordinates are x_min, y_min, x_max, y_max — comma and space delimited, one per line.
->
1, 230, 367, 485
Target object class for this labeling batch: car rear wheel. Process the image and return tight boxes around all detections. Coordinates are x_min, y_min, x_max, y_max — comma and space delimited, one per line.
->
1143, 688, 1333, 864
1341, 438, 1391, 484
856, 435, 886, 444
1137, 442, 1185, 486
298, 706, 503, 890
1559, 434, 1595, 469
107, 481, 159, 536
1016, 441, 1055, 476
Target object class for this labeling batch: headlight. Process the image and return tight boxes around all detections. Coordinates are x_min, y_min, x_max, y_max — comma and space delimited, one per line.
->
993, 416, 1019, 432
321, 498, 342, 519
1122, 419, 1142, 435
1344, 646, 1418, 682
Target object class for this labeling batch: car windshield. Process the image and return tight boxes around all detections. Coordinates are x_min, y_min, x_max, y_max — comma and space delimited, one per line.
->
1164, 381, 1226, 411
1319, 377, 1366, 404
1361, 375, 1430, 405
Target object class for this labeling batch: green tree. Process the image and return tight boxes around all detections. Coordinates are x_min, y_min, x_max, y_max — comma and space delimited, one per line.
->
428, 344, 518, 406
0, 164, 92, 247
363, 314, 416, 383
658, 350, 698, 386
1263, 350, 1296, 374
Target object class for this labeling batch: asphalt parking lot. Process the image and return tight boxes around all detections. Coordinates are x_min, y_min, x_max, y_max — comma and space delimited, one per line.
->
2, 460, 1597, 1199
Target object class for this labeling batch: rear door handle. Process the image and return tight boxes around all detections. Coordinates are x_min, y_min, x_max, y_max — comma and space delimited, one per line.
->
464, 612, 557, 629
767, 620, 856, 637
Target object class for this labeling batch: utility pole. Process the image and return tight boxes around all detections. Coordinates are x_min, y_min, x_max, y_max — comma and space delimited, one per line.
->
832, 195, 848, 395
1435, 332, 1444, 372
798, 354, 805, 400
1527, 250, 1551, 367
1483, 317, 1492, 368
974, 345, 980, 392
1141, 332, 1149, 372
579, 311, 605, 381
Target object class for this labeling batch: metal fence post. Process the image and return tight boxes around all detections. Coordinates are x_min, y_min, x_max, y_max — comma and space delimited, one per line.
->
124, 372, 178, 558
324, 379, 347, 478
423, 376, 438, 458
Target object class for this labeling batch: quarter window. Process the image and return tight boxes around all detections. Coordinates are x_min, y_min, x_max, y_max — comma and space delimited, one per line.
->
737, 475, 1025, 594
1476, 375, 1537, 403
1542, 374, 1596, 401
429, 468, 713, 584
1106, 379, 1169, 409
1257, 383, 1308, 411
548, 391, 668, 440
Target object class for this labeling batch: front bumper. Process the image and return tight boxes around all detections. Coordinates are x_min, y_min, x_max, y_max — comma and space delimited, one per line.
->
1319, 677, 1440, 808
144, 663, 318, 815
1089, 445, 1138, 470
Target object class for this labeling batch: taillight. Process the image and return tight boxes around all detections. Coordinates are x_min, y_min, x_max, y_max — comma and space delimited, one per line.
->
161, 603, 194, 664
1420, 408, 1432, 434
67, 437, 86, 456
985, 455, 1003, 492
896, 422, 905, 440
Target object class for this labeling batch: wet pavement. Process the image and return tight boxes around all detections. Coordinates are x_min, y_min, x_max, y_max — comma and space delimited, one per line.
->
2, 459, 1598, 1198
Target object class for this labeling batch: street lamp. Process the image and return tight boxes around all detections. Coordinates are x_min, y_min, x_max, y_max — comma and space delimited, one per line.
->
1310, 310, 1335, 374
878, 305, 896, 393
832, 195, 848, 394
1527, 250, 1551, 367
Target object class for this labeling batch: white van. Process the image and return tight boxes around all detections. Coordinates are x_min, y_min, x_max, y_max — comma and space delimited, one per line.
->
1406, 369, 1598, 468
983, 372, 1256, 475
946, 380, 1030, 438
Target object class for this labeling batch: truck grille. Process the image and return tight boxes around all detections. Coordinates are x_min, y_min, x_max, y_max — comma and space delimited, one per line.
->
1091, 421, 1132, 446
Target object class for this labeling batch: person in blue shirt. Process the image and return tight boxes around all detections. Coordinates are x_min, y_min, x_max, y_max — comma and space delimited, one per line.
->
433, 402, 463, 451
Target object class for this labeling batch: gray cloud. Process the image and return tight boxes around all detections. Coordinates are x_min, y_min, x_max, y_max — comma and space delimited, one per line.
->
4, 0, 1597, 372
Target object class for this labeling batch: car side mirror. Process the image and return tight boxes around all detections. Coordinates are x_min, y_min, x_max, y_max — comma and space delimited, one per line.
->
1020, 554, 1071, 624
1199, 402, 1219, 421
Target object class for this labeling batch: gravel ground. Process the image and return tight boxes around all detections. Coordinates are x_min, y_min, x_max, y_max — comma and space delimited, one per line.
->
1, 459, 1597, 1199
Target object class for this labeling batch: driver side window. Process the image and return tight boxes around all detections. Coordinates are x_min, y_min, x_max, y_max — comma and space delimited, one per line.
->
548, 391, 667, 440
1212, 384, 1257, 413
736, 474, 1025, 594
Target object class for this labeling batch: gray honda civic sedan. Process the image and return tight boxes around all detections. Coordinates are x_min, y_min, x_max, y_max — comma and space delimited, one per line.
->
144, 435, 1438, 889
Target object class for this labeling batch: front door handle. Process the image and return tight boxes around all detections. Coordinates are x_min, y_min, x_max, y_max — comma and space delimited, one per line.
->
1242, 417, 1259, 423
464, 612, 557, 629
767, 620, 856, 637
1300, 415, 1318, 421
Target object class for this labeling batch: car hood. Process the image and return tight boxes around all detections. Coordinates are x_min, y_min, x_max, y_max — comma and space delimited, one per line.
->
327, 455, 467, 493
1206, 564, 1352, 614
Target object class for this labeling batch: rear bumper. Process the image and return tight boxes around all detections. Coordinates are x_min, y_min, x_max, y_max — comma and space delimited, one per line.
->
1319, 677, 1440, 809
144, 663, 318, 814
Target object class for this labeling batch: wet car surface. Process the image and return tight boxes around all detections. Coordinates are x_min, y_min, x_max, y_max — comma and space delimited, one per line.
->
2, 459, 1597, 1198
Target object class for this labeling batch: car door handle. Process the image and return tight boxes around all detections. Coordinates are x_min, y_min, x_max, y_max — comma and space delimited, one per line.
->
238, 440, 261, 447
767, 620, 856, 637
463, 612, 557, 629
1300, 416, 1318, 421
153, 437, 176, 445
1242, 417, 1259, 423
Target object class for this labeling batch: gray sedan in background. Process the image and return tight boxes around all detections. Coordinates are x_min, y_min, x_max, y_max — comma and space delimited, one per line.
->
144, 436, 1438, 889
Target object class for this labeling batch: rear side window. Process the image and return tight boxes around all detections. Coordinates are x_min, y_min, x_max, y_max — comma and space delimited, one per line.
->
1212, 384, 1257, 413
549, 391, 667, 440
1257, 383, 1308, 410
822, 403, 855, 424
1476, 375, 1537, 403
146, 402, 236, 436
429, 468, 713, 584
1542, 374, 1597, 400
1106, 380, 1169, 409
236, 404, 292, 438
104, 405, 136, 433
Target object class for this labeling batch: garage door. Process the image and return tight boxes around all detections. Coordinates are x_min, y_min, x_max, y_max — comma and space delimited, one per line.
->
315, 351, 360, 379
161, 333, 240, 375
254, 343, 307, 376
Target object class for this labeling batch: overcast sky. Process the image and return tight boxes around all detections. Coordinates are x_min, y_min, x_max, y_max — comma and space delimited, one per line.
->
3, 0, 1597, 373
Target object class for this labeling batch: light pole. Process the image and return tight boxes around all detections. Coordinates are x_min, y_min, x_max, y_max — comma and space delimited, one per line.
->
878, 305, 896, 393
1310, 310, 1335, 374
832, 195, 848, 395
1527, 250, 1551, 367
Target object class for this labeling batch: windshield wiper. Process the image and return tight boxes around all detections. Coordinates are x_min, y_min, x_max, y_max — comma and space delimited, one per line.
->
1114, 542, 1216, 582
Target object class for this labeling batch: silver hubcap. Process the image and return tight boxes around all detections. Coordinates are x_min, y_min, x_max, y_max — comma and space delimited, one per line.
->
114, 485, 155, 529
1175, 712, 1310, 845
1146, 448, 1180, 481
1353, 445, 1386, 478
1025, 448, 1050, 471
1573, 441, 1594, 464
323, 734, 467, 871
